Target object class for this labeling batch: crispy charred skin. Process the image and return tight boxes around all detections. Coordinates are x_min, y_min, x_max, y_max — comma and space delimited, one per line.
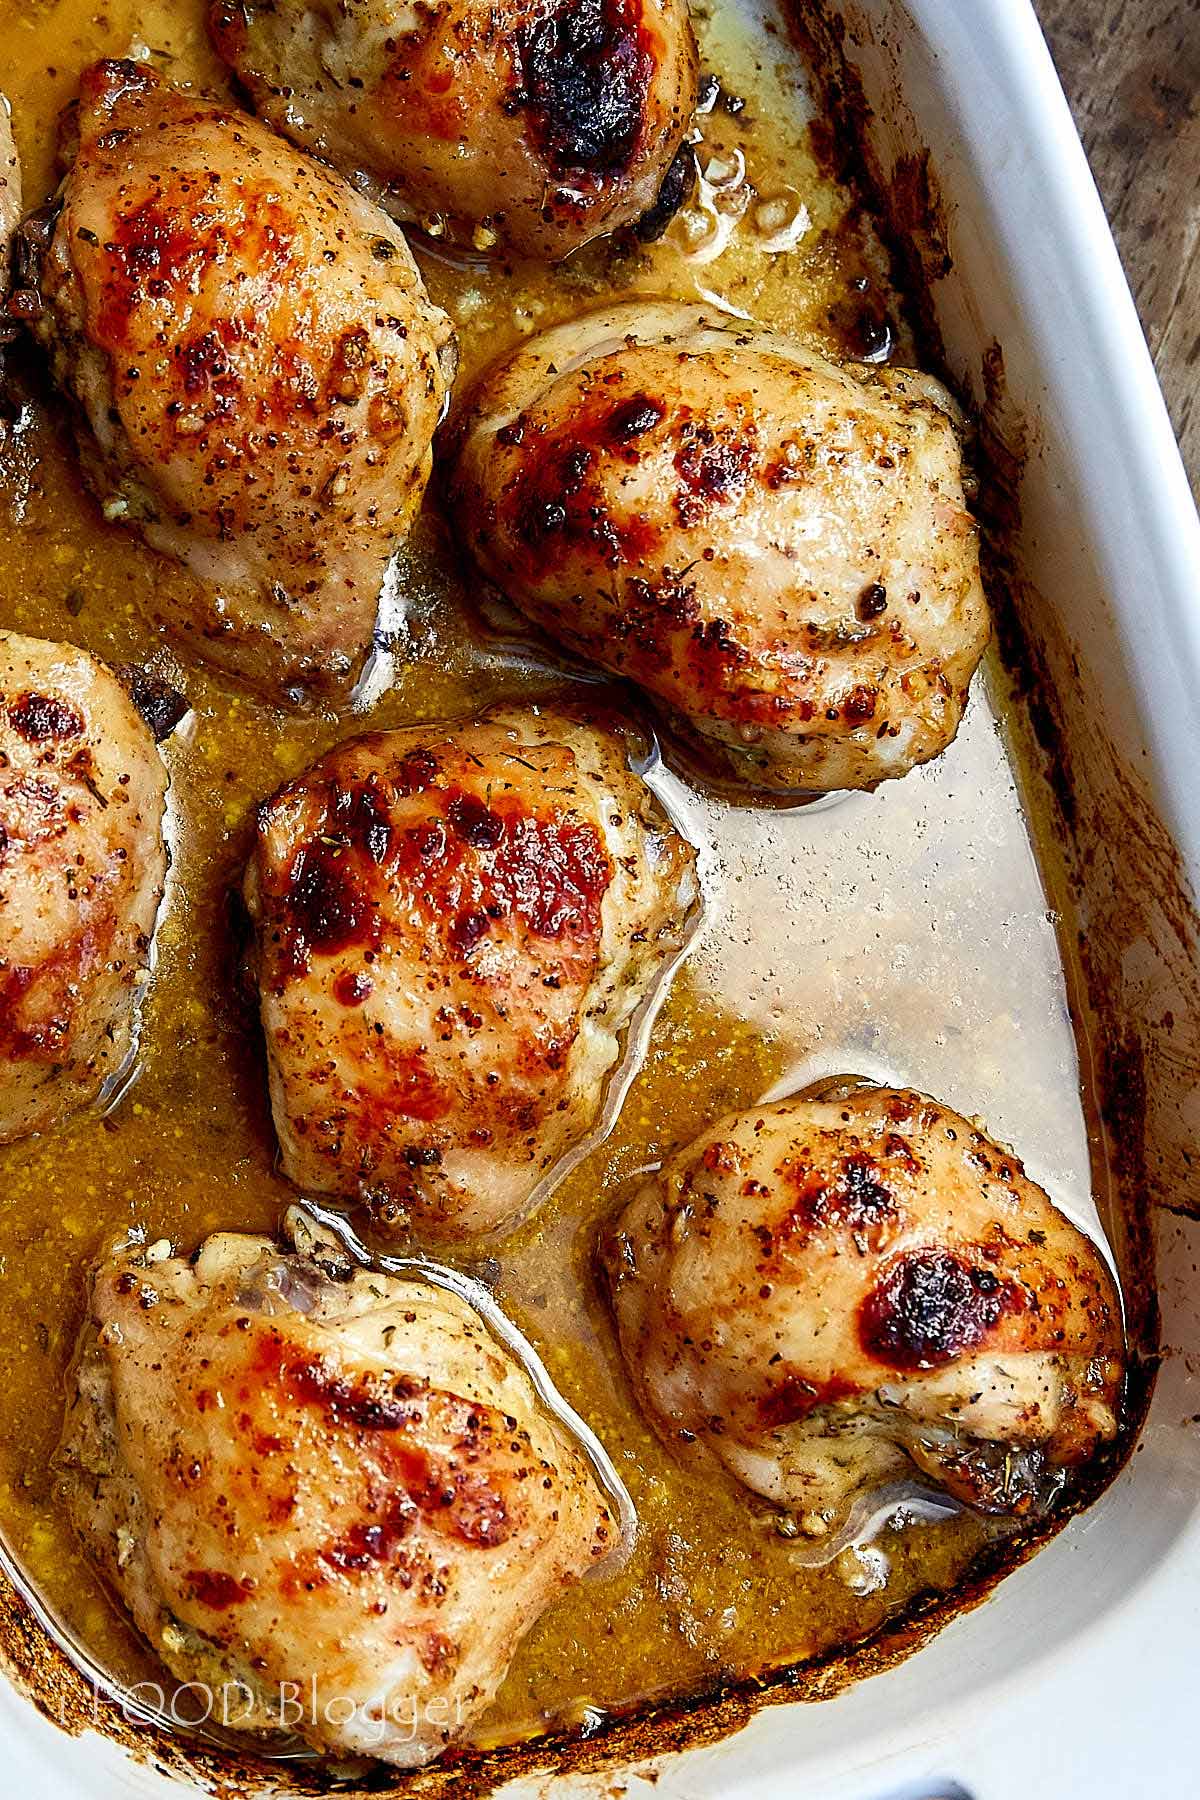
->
0, 629, 168, 1143
605, 1082, 1124, 1529
448, 301, 991, 793
243, 707, 699, 1237
61, 1225, 619, 1766
632, 139, 697, 242
210, 0, 699, 260
512, 0, 656, 173
114, 666, 190, 745
26, 59, 454, 700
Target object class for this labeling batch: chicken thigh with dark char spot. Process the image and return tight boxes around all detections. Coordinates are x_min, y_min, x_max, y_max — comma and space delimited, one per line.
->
210, 0, 699, 260
449, 301, 990, 791
244, 705, 699, 1237
606, 1081, 1123, 1535
62, 1214, 622, 1766
25, 60, 454, 700
0, 629, 169, 1143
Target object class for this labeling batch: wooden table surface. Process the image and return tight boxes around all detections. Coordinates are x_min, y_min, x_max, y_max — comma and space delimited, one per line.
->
1036, 0, 1200, 493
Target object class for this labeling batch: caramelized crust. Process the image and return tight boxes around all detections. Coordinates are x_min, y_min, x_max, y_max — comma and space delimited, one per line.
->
210, 0, 699, 259
244, 706, 699, 1236
29, 60, 454, 699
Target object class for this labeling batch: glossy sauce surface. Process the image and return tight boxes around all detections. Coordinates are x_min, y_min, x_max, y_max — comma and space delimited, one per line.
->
0, 0, 1100, 1758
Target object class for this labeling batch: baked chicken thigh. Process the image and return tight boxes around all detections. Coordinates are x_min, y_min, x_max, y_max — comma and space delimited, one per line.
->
62, 1216, 621, 1766
211, 0, 699, 260
449, 302, 990, 791
0, 630, 168, 1143
27, 60, 454, 699
606, 1081, 1123, 1534
245, 706, 698, 1236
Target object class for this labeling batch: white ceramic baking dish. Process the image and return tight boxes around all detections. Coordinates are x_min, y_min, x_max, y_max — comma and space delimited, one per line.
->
2, 0, 1197, 1794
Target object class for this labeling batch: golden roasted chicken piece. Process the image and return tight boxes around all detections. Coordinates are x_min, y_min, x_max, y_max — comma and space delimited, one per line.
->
27, 60, 454, 699
606, 1081, 1123, 1534
211, 0, 699, 260
0, 630, 169, 1144
449, 301, 990, 791
62, 1216, 623, 1766
244, 706, 698, 1236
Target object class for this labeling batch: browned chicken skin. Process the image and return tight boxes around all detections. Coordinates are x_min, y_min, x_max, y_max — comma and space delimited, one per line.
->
0, 630, 169, 1143
62, 1215, 623, 1766
244, 706, 699, 1236
26, 60, 454, 700
211, 0, 699, 260
449, 301, 991, 791
606, 1081, 1123, 1536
